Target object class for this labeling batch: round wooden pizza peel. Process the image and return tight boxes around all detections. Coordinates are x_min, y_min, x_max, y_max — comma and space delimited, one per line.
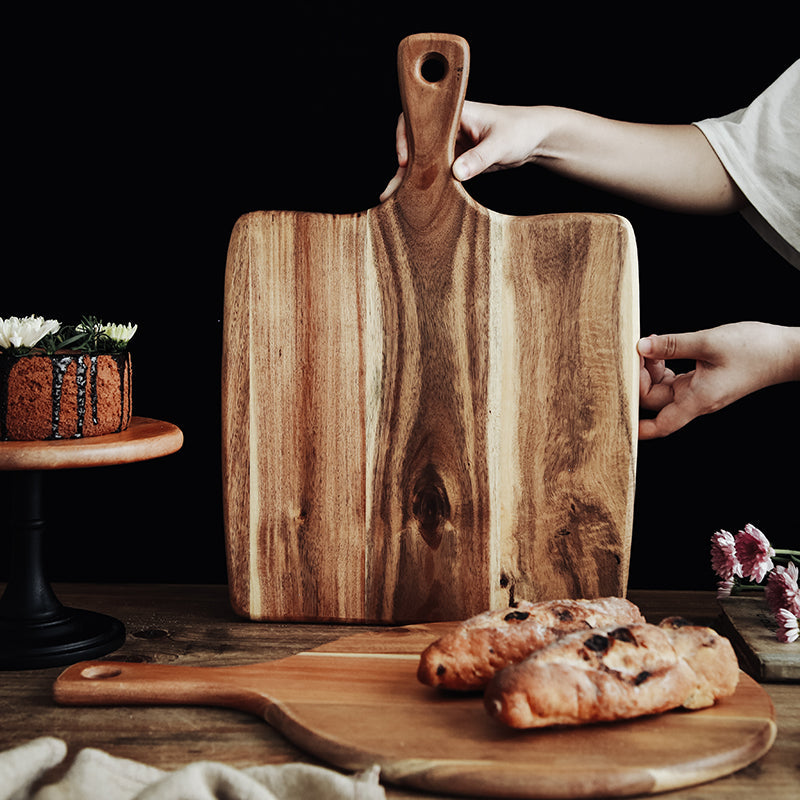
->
54, 621, 776, 799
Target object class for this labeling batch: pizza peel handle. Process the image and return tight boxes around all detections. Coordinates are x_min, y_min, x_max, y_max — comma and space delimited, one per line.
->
53, 660, 272, 716
393, 33, 470, 215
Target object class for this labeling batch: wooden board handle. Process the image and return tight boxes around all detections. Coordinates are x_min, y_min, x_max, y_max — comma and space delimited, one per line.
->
53, 660, 267, 715
395, 33, 469, 199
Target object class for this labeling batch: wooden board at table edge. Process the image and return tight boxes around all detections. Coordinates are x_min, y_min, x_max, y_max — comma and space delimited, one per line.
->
718, 596, 800, 682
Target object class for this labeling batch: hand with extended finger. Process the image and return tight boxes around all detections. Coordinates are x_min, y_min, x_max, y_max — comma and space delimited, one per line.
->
637, 322, 800, 440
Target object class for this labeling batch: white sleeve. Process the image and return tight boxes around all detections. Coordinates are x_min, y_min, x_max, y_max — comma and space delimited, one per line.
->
693, 60, 800, 269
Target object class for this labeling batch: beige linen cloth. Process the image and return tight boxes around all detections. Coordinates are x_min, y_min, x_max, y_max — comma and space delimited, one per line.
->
0, 738, 385, 800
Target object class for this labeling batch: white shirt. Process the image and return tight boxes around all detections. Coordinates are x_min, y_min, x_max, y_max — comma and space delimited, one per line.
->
693, 60, 800, 269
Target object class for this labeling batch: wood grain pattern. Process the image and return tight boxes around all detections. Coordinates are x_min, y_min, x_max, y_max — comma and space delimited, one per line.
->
222, 33, 639, 622
53, 621, 776, 799
223, 211, 368, 622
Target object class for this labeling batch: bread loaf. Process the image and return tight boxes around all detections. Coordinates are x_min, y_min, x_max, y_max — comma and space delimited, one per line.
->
417, 596, 645, 691
483, 618, 739, 728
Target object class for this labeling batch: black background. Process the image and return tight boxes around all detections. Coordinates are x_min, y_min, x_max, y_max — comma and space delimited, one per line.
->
3, 5, 798, 595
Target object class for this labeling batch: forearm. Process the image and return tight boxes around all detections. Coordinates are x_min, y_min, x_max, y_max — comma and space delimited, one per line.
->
765, 324, 800, 386
529, 106, 745, 214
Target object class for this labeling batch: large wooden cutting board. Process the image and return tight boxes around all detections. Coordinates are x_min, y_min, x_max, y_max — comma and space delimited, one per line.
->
222, 33, 639, 623
54, 623, 775, 799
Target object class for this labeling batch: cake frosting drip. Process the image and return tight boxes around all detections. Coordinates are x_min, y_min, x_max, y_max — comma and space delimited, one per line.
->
0, 351, 132, 441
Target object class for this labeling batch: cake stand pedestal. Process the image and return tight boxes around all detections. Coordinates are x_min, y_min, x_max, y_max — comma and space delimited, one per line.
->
0, 417, 183, 669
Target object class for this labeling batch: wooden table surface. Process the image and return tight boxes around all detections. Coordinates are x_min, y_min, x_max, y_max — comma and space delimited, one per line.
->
0, 584, 796, 799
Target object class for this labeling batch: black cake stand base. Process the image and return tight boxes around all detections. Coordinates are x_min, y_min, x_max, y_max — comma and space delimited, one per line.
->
0, 609, 127, 670
0, 418, 183, 670
0, 471, 126, 669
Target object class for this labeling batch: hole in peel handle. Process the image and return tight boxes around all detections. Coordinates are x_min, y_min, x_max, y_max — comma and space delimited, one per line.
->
54, 660, 133, 705
396, 33, 470, 195
80, 664, 123, 680
53, 660, 209, 706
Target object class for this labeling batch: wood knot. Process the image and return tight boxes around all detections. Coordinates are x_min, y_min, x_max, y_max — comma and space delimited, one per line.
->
411, 465, 451, 549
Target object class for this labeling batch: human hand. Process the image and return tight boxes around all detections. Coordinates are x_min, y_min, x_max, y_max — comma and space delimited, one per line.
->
380, 101, 545, 201
638, 322, 800, 439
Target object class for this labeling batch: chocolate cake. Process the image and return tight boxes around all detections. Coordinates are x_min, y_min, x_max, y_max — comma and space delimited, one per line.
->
0, 351, 132, 441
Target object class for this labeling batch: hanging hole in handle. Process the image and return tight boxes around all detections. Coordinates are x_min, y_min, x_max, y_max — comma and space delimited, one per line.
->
81, 664, 123, 680
420, 51, 448, 83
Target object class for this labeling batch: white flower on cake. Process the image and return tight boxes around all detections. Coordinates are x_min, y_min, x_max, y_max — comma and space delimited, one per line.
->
103, 322, 138, 345
72, 318, 138, 352
0, 315, 61, 349
1, 315, 137, 356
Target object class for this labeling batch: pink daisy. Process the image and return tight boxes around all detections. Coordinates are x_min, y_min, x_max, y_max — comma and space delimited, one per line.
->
775, 608, 799, 644
710, 530, 742, 581
734, 524, 775, 584
765, 563, 800, 616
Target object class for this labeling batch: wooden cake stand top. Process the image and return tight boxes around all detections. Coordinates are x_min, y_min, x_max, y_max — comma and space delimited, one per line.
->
0, 417, 183, 471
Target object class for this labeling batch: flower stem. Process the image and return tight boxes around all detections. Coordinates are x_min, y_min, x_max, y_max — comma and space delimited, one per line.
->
773, 550, 800, 567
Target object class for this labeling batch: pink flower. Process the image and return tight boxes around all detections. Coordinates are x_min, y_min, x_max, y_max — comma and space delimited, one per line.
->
710, 530, 742, 580
775, 608, 799, 644
765, 563, 800, 616
734, 524, 775, 584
